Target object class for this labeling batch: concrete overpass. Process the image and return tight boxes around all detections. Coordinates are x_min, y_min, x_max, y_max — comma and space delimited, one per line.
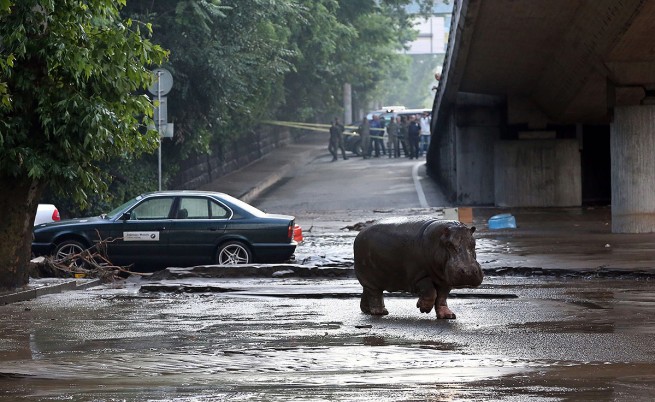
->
429, 0, 655, 233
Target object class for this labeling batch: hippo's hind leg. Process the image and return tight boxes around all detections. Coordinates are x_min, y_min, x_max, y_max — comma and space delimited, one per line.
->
435, 286, 456, 319
360, 287, 388, 315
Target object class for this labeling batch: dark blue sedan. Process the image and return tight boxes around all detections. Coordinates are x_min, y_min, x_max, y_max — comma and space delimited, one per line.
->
32, 191, 298, 270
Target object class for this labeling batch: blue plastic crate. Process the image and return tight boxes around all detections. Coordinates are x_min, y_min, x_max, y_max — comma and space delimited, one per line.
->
488, 213, 517, 229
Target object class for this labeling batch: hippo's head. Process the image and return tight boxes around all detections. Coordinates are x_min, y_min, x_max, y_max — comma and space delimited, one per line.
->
437, 223, 483, 288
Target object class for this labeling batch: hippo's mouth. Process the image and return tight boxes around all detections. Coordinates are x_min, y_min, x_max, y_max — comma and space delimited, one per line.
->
445, 263, 484, 288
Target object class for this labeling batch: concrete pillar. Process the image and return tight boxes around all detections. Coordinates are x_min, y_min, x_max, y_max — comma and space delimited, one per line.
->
343, 83, 352, 125
610, 106, 655, 233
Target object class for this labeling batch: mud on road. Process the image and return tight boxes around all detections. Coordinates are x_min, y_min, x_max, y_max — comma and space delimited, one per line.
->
1, 275, 654, 401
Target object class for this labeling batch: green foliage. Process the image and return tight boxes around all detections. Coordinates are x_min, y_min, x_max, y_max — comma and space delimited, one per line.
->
44, 153, 158, 218
0, 0, 167, 209
123, 0, 298, 160
280, 0, 356, 121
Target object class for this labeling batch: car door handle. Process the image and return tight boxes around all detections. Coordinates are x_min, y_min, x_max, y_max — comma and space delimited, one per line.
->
157, 227, 166, 231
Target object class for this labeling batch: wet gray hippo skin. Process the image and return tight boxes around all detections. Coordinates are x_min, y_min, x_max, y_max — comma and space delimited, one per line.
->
353, 218, 483, 319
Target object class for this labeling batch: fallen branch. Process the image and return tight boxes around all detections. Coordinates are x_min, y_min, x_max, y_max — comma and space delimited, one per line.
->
31, 231, 145, 281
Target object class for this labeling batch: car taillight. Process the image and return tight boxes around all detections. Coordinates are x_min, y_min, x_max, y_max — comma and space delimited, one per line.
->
288, 223, 294, 240
293, 224, 303, 243
52, 209, 60, 221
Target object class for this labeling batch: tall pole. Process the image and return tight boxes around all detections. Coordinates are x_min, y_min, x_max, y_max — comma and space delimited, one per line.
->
157, 71, 162, 191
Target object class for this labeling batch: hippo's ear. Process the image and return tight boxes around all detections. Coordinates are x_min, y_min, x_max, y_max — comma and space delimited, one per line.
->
470, 226, 476, 234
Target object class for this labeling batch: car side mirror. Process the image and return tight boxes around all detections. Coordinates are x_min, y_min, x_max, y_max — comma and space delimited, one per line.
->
120, 212, 131, 221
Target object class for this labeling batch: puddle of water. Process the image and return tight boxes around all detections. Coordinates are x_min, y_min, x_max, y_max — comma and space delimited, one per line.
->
294, 232, 356, 266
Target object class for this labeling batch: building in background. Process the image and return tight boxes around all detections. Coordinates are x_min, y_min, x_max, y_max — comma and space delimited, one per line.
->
406, 2, 452, 56
375, 1, 453, 110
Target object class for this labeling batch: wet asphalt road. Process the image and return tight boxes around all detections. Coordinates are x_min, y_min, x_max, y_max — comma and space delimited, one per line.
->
1, 276, 654, 401
1, 151, 655, 401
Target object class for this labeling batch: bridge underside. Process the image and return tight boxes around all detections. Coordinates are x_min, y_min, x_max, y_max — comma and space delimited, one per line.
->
430, 0, 655, 233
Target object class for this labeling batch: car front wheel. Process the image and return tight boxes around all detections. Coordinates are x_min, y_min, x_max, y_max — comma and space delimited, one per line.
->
353, 140, 362, 156
216, 241, 252, 265
54, 240, 87, 267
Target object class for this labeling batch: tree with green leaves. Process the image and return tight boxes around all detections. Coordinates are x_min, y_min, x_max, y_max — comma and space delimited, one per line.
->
280, 0, 433, 120
123, 0, 299, 158
0, 0, 167, 290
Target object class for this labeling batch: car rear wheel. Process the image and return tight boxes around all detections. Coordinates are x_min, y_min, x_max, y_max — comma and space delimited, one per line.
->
54, 240, 86, 267
216, 241, 252, 265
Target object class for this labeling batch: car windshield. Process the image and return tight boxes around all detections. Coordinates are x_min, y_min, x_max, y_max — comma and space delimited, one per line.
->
105, 197, 140, 220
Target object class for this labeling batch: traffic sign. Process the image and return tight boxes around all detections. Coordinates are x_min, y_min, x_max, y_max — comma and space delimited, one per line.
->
148, 68, 173, 96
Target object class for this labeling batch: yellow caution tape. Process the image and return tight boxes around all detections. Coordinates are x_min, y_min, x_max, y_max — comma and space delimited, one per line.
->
262, 120, 330, 133
262, 120, 385, 139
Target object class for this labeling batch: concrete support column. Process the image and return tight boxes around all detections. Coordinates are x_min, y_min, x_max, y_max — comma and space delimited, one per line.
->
610, 106, 655, 233
343, 83, 352, 125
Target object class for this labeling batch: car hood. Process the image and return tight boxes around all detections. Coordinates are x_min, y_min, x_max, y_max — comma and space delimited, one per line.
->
34, 216, 107, 230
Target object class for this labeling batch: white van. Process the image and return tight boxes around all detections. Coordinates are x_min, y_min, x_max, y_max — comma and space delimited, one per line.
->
377, 108, 431, 123
366, 105, 406, 120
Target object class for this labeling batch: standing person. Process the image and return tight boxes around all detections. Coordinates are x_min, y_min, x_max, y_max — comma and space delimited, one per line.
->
369, 115, 385, 157
378, 115, 387, 156
358, 117, 371, 159
419, 111, 431, 157
398, 115, 409, 158
328, 117, 348, 161
386, 116, 399, 158
407, 115, 421, 160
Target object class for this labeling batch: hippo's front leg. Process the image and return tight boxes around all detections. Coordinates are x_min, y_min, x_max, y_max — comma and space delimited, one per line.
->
435, 286, 456, 319
415, 277, 437, 314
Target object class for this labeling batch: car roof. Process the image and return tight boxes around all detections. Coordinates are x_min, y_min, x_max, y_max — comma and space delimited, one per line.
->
139, 190, 230, 197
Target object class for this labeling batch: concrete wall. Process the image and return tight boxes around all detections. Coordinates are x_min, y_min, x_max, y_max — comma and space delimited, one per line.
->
429, 94, 502, 204
431, 109, 458, 201
611, 105, 655, 233
494, 139, 582, 207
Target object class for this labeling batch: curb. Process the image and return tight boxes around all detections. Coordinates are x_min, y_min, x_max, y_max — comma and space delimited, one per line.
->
0, 278, 103, 305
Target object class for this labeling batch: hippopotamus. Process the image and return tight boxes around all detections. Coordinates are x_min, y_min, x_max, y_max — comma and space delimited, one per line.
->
353, 218, 483, 319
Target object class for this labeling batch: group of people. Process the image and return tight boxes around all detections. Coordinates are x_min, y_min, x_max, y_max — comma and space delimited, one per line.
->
329, 112, 431, 161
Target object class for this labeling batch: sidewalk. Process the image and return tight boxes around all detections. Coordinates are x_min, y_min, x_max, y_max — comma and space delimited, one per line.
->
472, 206, 655, 277
0, 278, 102, 305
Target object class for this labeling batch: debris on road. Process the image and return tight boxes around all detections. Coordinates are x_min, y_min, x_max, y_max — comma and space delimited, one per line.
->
342, 220, 376, 231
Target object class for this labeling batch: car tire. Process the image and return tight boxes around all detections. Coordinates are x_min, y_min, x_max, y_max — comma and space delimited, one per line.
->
216, 241, 252, 265
353, 140, 362, 156
54, 240, 87, 267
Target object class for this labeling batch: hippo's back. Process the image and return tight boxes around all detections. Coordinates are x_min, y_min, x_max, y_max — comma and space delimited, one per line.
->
353, 217, 443, 290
